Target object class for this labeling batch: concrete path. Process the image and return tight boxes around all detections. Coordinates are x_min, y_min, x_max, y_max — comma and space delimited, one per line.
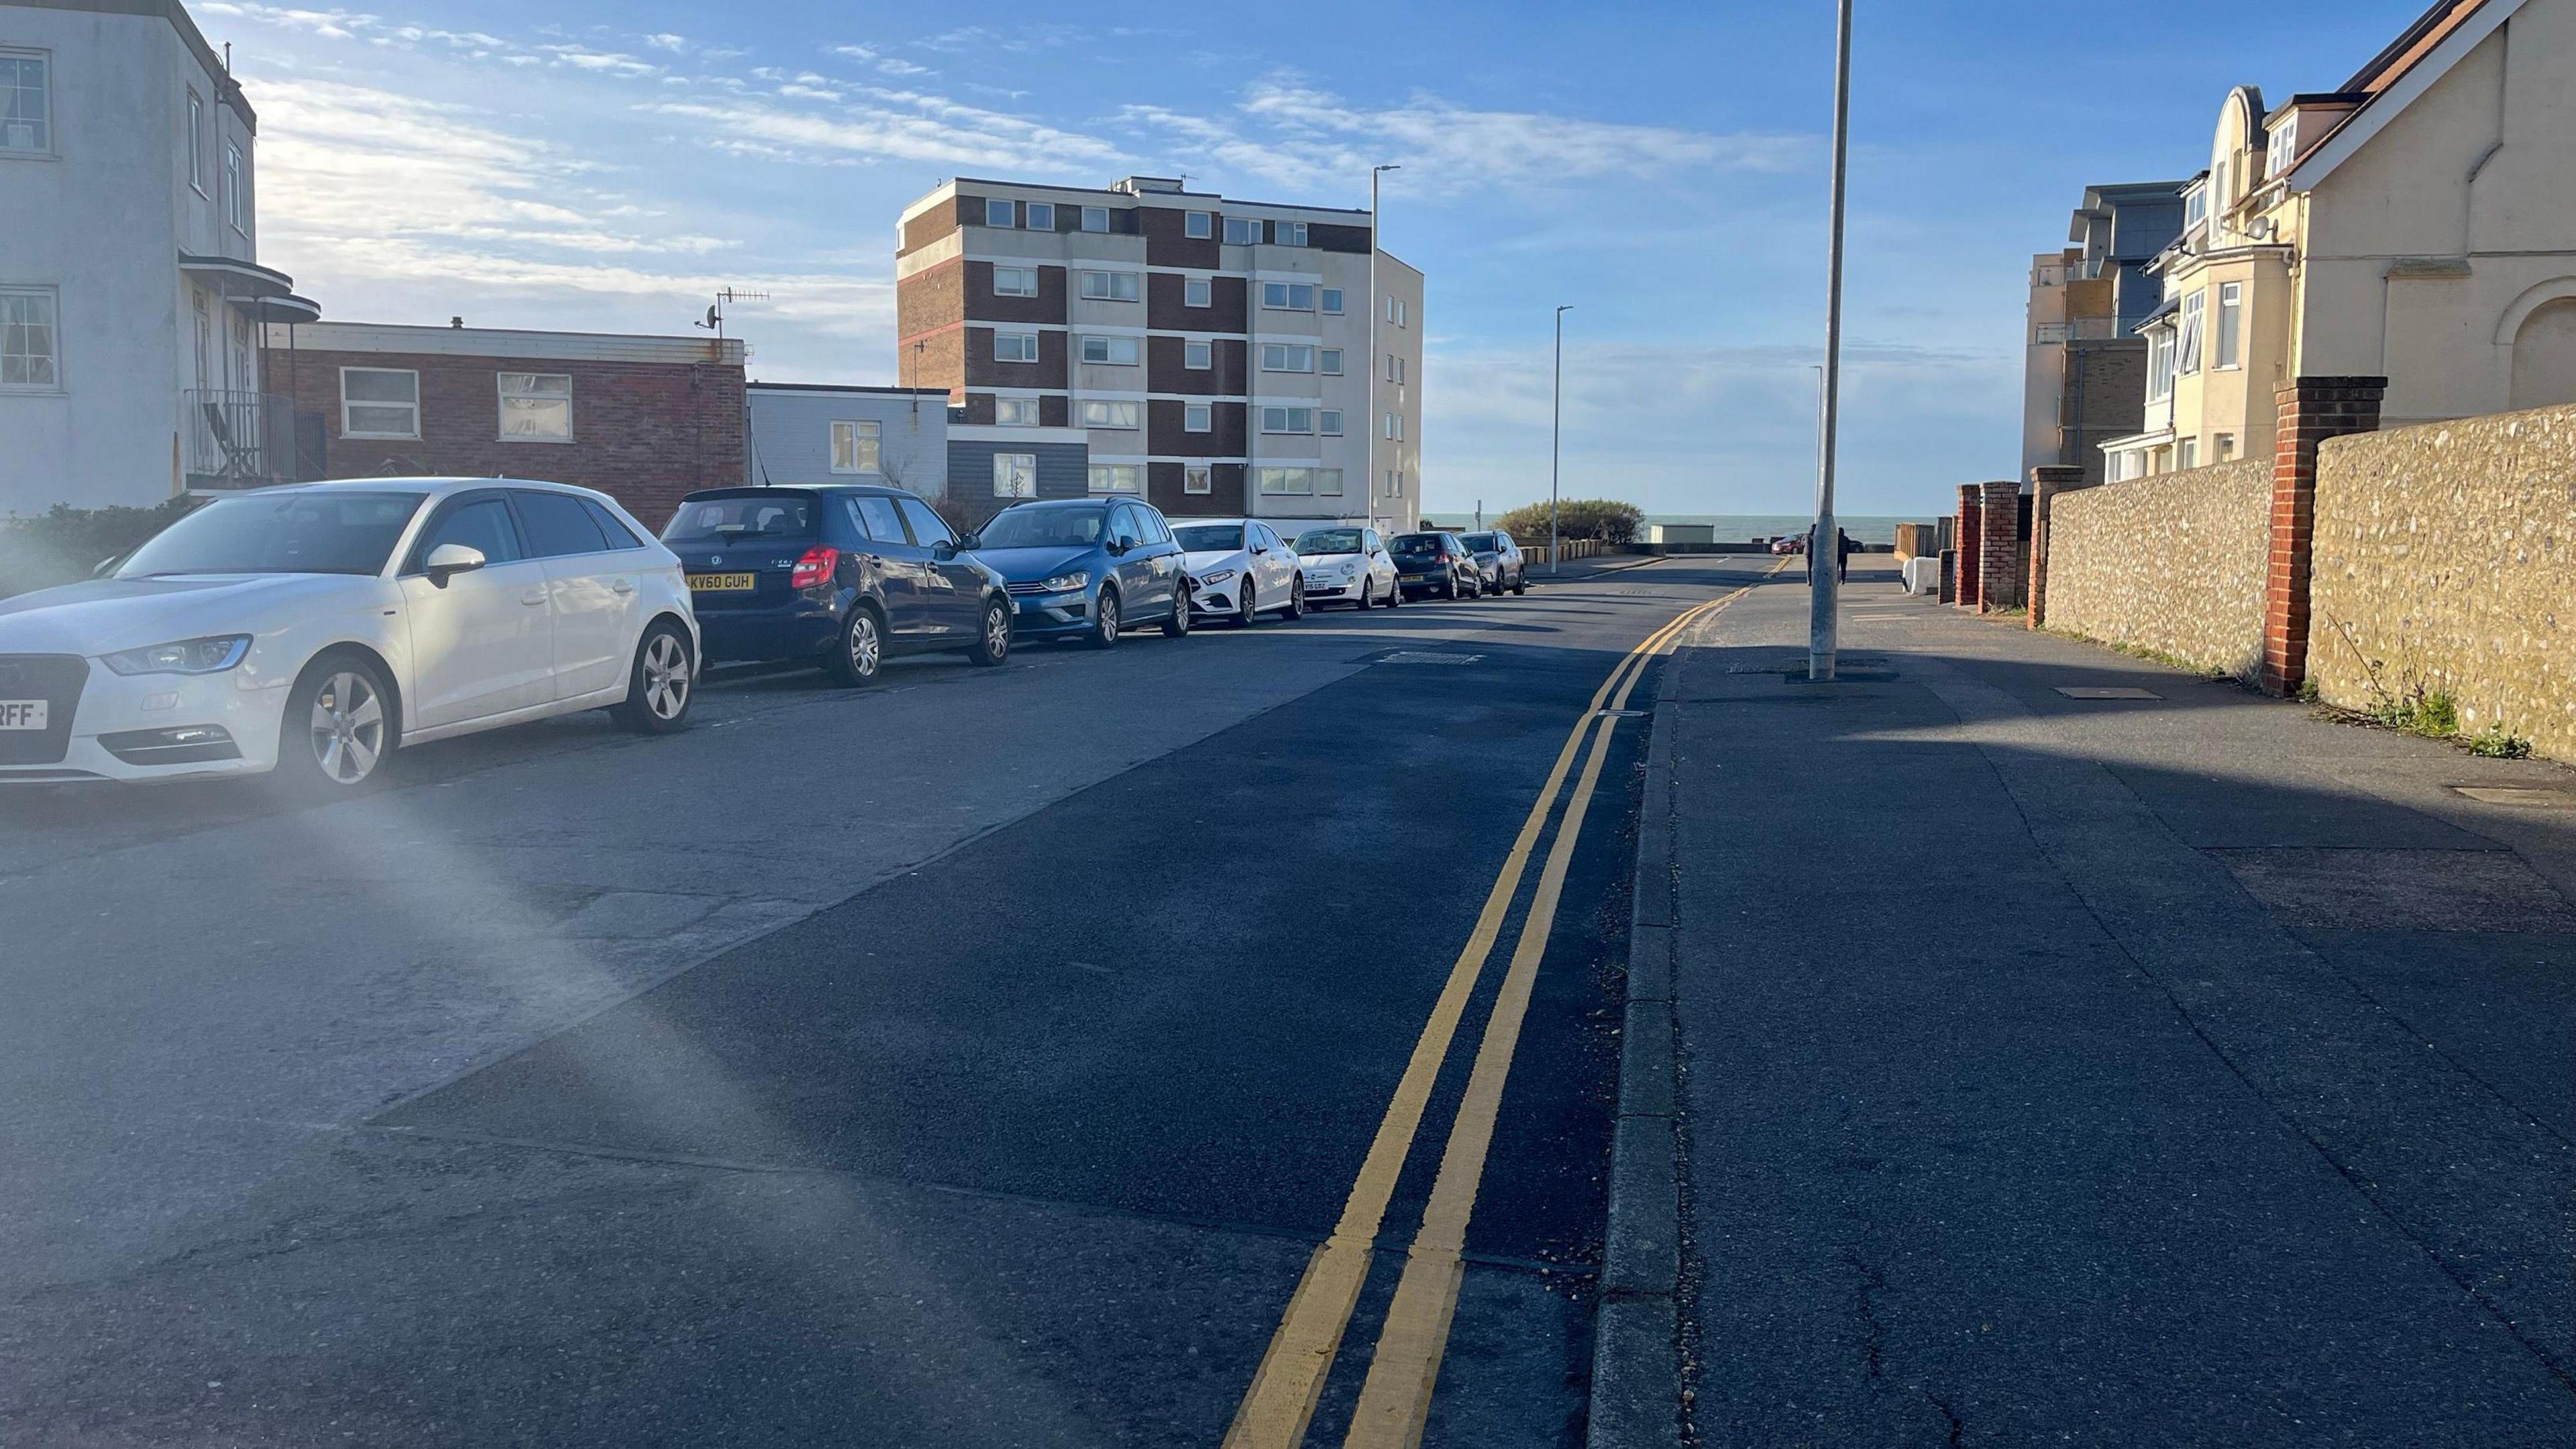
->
1641, 564, 2576, 1446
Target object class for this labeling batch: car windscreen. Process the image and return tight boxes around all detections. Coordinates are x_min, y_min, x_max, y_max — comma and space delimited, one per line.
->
976, 507, 1108, 549
661, 494, 818, 545
117, 492, 426, 578
1391, 533, 1442, 554
1294, 529, 1362, 555
1172, 525, 1243, 552
1460, 533, 1498, 551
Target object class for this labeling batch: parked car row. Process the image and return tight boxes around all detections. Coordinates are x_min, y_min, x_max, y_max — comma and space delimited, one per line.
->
0, 477, 1541, 796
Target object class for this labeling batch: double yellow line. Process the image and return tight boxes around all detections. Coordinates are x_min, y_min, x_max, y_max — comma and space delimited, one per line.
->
1224, 575, 1766, 1449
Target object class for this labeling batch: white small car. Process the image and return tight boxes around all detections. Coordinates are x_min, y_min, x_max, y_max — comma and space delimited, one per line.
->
0, 478, 699, 793
1289, 524, 1402, 609
1174, 518, 1305, 626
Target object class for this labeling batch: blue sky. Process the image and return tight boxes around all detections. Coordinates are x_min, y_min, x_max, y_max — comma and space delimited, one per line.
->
206, 0, 2437, 519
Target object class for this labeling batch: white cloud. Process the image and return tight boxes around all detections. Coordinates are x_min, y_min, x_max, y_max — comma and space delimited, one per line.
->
1119, 75, 1811, 195
875, 58, 932, 77
645, 89, 1129, 172
542, 44, 659, 78
196, 2, 377, 41
641, 33, 689, 53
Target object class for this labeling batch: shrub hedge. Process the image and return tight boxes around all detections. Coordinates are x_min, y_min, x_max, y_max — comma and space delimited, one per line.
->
0, 498, 199, 600
1490, 498, 1643, 544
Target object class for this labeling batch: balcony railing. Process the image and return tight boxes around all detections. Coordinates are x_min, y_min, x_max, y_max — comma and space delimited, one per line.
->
184, 389, 314, 490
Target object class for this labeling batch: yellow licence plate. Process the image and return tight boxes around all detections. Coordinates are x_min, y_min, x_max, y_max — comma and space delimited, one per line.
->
687, 572, 757, 592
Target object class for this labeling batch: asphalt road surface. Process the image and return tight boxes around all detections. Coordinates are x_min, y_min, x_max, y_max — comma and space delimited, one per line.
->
1, 555, 1768, 1447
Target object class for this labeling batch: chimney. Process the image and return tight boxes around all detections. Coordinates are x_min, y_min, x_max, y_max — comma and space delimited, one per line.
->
450, 317, 464, 329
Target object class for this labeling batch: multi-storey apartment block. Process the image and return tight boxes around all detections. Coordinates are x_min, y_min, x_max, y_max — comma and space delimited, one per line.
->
896, 175, 1422, 528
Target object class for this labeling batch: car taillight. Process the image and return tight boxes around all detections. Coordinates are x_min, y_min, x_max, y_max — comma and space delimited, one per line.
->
790, 546, 839, 590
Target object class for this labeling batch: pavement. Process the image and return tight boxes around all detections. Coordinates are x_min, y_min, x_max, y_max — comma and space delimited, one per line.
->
1633, 564, 2576, 1446
0, 553, 1754, 1448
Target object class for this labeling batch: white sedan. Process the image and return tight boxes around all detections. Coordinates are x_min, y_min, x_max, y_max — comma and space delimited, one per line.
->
1175, 517, 1305, 626
1289, 524, 1402, 609
0, 478, 699, 793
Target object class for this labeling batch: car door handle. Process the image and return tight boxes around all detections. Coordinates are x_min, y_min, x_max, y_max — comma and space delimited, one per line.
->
611, 578, 635, 595
521, 588, 548, 606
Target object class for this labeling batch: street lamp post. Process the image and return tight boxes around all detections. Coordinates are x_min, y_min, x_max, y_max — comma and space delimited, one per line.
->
1810, 0, 1855, 681
1371, 163, 1400, 527
1552, 303, 1572, 574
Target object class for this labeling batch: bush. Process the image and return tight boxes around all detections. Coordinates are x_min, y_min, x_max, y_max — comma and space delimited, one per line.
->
2467, 724, 2533, 759
0, 498, 199, 600
1491, 498, 1642, 544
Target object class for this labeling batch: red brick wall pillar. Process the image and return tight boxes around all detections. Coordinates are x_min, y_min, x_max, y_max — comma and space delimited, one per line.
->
2027, 464, 2088, 629
1976, 479, 2021, 610
1954, 484, 1982, 609
2263, 376, 2385, 696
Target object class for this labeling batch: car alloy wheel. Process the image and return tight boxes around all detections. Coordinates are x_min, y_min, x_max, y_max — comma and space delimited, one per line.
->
835, 608, 883, 686
1286, 578, 1305, 619
973, 600, 1012, 665
309, 669, 386, 786
1163, 586, 1193, 637
1236, 582, 1258, 628
642, 631, 692, 720
1090, 590, 1121, 648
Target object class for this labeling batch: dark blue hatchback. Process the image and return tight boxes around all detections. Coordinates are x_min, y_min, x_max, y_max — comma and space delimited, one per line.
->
663, 486, 1013, 685
963, 498, 1194, 648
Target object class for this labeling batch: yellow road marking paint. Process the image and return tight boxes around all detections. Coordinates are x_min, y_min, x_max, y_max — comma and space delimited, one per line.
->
1338, 578, 1760, 1449
1224, 579, 1759, 1449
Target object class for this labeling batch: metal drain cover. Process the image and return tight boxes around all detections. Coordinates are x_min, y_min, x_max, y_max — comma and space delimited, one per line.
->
2055, 686, 2161, 700
2449, 786, 2576, 808
1377, 651, 1483, 665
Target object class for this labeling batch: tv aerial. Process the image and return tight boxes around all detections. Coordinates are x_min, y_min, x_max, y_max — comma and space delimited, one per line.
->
695, 287, 772, 338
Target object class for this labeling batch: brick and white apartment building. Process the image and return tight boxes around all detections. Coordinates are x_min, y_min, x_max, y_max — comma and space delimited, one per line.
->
895, 174, 1423, 528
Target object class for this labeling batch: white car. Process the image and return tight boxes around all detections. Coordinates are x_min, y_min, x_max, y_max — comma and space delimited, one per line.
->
1289, 524, 1402, 609
1174, 517, 1305, 626
0, 478, 700, 793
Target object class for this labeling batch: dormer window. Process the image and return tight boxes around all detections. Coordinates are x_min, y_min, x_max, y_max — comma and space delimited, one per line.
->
2184, 185, 2208, 233
2267, 123, 2295, 178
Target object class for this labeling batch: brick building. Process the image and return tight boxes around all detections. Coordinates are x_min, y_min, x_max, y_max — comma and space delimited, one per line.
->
264, 321, 745, 531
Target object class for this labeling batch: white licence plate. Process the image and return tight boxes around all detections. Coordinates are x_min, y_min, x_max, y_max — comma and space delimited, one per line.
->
0, 700, 47, 730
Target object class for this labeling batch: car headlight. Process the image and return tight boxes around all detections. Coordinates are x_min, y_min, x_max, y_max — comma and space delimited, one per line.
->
1195, 568, 1236, 586
102, 635, 252, 676
1036, 571, 1090, 593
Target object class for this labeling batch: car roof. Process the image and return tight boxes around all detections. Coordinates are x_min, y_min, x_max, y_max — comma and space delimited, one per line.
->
268, 476, 614, 505
680, 482, 916, 498
1172, 517, 1251, 528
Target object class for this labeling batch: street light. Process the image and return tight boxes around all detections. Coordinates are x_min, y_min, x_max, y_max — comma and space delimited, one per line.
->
1552, 304, 1573, 574
1810, 0, 1854, 681
1371, 163, 1400, 527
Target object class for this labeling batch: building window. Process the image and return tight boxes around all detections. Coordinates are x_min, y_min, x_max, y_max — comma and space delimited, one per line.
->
1385, 469, 1403, 497
1318, 468, 1342, 496
2183, 186, 2206, 233
1185, 210, 1212, 239
1261, 406, 1314, 434
2177, 437, 2198, 470
2147, 329, 2176, 402
985, 197, 1014, 227
1385, 296, 1406, 325
1383, 412, 1403, 440
1079, 398, 1140, 429
2214, 432, 2237, 462
341, 367, 421, 439
1320, 348, 1342, 376
992, 266, 1038, 297
2216, 282, 2243, 370
0, 287, 58, 389
2268, 125, 2296, 179
1257, 466, 1315, 496
229, 313, 252, 390
996, 396, 1040, 426
1319, 409, 1342, 436
1262, 282, 1316, 311
1277, 221, 1309, 246
1260, 343, 1314, 373
2177, 290, 2205, 376
1184, 339, 1212, 370
1321, 288, 1344, 315
192, 290, 211, 386
1024, 201, 1055, 231
1089, 463, 1142, 494
1185, 276, 1212, 308
1079, 270, 1140, 302
1080, 335, 1140, 366
1223, 216, 1259, 246
994, 331, 1040, 363
0, 50, 48, 154
994, 451, 1036, 498
223, 141, 245, 232
496, 372, 572, 441
186, 91, 206, 191
1081, 205, 1110, 233
1185, 402, 1212, 432
1185, 466, 1212, 494
830, 419, 881, 472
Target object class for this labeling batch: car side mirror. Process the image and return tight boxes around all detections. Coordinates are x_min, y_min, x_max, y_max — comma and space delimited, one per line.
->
1106, 539, 1130, 556
1251, 543, 1269, 555
423, 542, 488, 587
92, 553, 123, 579
957, 532, 981, 551
931, 539, 958, 561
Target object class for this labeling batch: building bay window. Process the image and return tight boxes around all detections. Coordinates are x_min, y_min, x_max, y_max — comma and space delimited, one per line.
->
1261, 406, 1315, 434
1079, 399, 1140, 429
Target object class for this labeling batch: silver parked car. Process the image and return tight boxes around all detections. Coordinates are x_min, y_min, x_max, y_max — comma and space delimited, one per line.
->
1459, 531, 1529, 596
